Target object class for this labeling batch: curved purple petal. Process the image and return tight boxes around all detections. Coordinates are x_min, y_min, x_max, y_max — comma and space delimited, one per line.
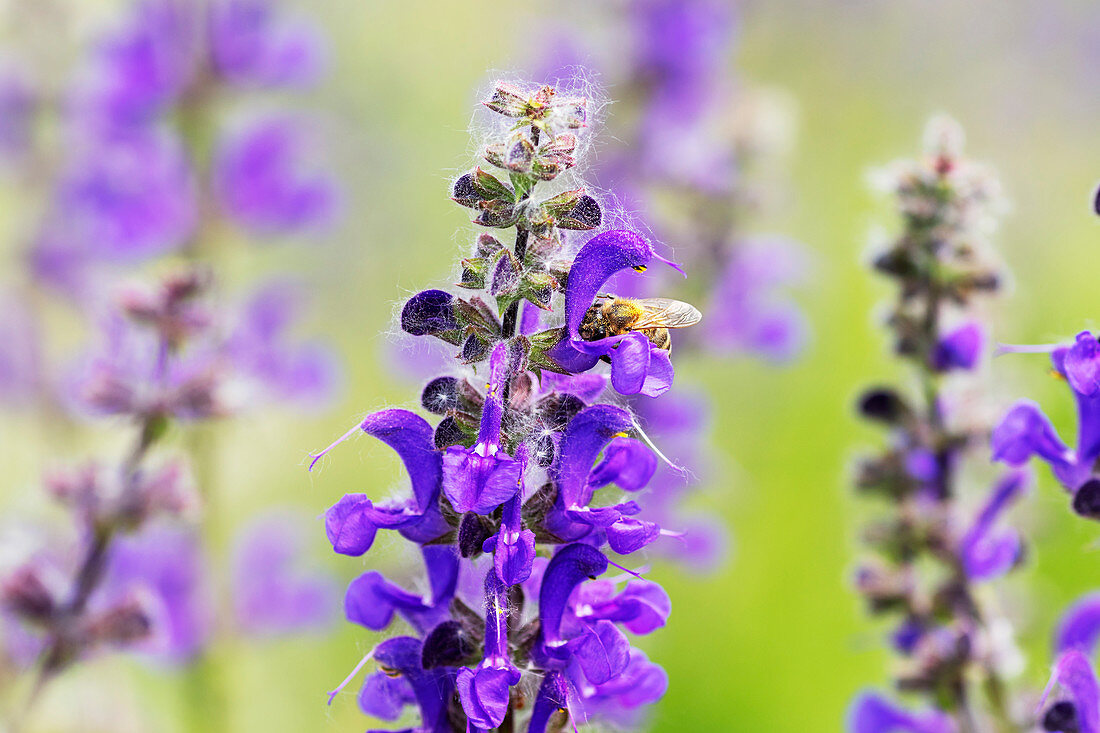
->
539, 543, 608, 650
1057, 593, 1100, 656
608, 332, 651, 395
360, 409, 442, 513
529, 670, 571, 733
583, 580, 671, 635
959, 471, 1028, 581
563, 230, 664, 339
344, 571, 427, 631
324, 495, 379, 556
991, 401, 1071, 472
372, 637, 454, 733
1066, 332, 1100, 397
554, 405, 634, 508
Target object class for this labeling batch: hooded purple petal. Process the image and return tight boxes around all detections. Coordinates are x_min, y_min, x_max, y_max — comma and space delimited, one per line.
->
991, 401, 1072, 474
1042, 651, 1100, 733
1057, 593, 1100, 656
554, 405, 634, 508
539, 543, 608, 651
529, 670, 571, 733
958, 471, 1028, 581
371, 636, 454, 733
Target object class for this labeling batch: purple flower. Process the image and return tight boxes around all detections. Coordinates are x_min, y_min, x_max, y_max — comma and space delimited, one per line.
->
226, 281, 341, 408
993, 333, 1100, 513
231, 512, 337, 636
213, 115, 339, 236
932, 322, 984, 372
1039, 650, 1100, 733
319, 409, 451, 554
357, 636, 454, 733
549, 229, 681, 397
847, 693, 955, 733
705, 237, 809, 362
545, 404, 665, 554
957, 471, 1028, 581
72, 0, 200, 130
45, 130, 197, 263
344, 547, 456, 636
99, 523, 210, 663
1056, 592, 1100, 656
441, 343, 521, 515
209, 0, 326, 87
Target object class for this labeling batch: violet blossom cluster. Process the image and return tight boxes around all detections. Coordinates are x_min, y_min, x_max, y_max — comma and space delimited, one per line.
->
310, 80, 691, 731
0, 0, 342, 724
984, 304, 1100, 728
847, 118, 1026, 733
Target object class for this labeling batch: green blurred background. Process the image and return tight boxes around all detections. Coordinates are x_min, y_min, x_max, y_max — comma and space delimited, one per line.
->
3, 0, 1100, 730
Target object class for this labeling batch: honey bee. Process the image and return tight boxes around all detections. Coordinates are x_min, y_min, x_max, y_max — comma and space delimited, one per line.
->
579, 296, 702, 352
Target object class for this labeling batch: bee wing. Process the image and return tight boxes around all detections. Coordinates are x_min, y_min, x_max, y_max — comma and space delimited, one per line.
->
631, 298, 703, 330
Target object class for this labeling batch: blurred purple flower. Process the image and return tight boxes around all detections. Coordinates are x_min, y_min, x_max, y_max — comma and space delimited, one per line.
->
73, 0, 201, 131
232, 511, 337, 636
99, 523, 210, 663
209, 0, 326, 87
706, 237, 809, 362
45, 130, 197, 264
226, 281, 341, 408
213, 115, 339, 236
847, 692, 955, 733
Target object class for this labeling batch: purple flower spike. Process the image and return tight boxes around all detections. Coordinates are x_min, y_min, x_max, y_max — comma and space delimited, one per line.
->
442, 344, 521, 514
214, 115, 338, 235
1041, 651, 1100, 733
847, 692, 955, 733
539, 543, 608, 652
932, 322, 984, 372
1057, 593, 1100, 656
210, 0, 326, 88
549, 229, 681, 397
958, 471, 1028, 581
